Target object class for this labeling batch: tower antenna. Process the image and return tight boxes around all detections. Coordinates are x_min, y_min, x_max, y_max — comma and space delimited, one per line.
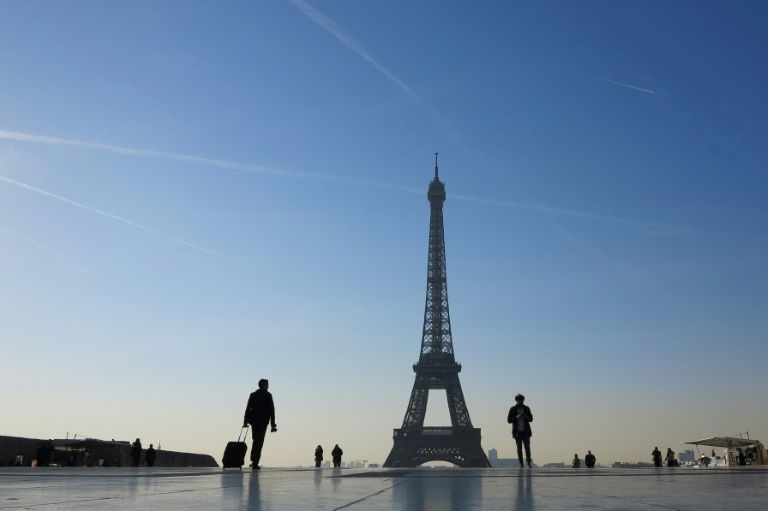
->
434, 152, 439, 179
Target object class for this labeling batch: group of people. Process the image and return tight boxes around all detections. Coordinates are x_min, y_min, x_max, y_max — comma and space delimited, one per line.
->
571, 451, 597, 468
314, 444, 344, 468
651, 447, 677, 467
242, 384, 696, 471
130, 438, 157, 467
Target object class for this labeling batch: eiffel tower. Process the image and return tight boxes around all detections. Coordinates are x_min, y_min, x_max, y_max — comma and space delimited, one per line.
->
383, 155, 491, 468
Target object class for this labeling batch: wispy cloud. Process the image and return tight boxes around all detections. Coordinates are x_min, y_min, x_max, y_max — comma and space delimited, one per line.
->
543, 216, 647, 284
584, 74, 656, 95
0, 175, 255, 269
0, 222, 99, 279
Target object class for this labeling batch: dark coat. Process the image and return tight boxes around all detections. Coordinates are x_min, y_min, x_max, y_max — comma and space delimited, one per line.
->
244, 389, 276, 427
130, 441, 142, 456
145, 447, 156, 464
585, 454, 596, 467
507, 404, 533, 438
332, 446, 343, 459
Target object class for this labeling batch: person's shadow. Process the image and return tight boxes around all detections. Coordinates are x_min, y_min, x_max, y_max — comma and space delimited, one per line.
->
513, 474, 534, 511
246, 472, 267, 511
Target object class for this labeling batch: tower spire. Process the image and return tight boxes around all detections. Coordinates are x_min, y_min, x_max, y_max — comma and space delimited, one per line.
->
434, 152, 439, 179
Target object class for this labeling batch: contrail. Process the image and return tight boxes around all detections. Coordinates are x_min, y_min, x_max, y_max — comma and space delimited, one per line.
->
284, 0, 466, 146
0, 130, 421, 195
286, 0, 419, 103
0, 223, 99, 279
449, 192, 678, 231
584, 74, 655, 95
0, 129, 679, 230
543, 215, 647, 284
0, 175, 255, 269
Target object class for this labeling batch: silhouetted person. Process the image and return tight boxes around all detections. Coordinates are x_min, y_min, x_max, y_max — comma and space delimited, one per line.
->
243, 378, 277, 469
572, 454, 581, 468
652, 447, 662, 468
507, 393, 533, 468
665, 448, 675, 468
737, 449, 746, 466
585, 450, 596, 468
315, 445, 323, 468
36, 440, 53, 467
146, 444, 156, 467
332, 444, 343, 468
130, 439, 142, 467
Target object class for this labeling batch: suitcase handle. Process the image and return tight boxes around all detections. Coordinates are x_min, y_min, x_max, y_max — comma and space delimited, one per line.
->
237, 426, 249, 443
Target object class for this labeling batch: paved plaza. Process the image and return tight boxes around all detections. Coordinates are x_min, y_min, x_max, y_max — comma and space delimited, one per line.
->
1, 466, 766, 510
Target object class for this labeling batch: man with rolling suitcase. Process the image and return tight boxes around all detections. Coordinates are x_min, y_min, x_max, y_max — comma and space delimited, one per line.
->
243, 379, 277, 469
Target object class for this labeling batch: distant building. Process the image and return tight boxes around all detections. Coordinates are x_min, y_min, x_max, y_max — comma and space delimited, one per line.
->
485, 447, 529, 467
321, 461, 331, 468
543, 462, 566, 468
368, 463, 380, 468
679, 450, 695, 463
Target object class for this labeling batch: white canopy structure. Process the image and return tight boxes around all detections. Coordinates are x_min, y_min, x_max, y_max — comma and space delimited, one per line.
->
685, 436, 765, 465
686, 436, 761, 449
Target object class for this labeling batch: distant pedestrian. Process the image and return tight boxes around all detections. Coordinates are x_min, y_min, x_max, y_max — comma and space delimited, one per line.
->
35, 440, 53, 467
572, 454, 581, 468
665, 448, 675, 468
315, 445, 324, 468
243, 379, 277, 469
585, 450, 596, 468
146, 444, 156, 467
130, 439, 142, 467
507, 394, 533, 468
332, 444, 343, 468
651, 447, 662, 468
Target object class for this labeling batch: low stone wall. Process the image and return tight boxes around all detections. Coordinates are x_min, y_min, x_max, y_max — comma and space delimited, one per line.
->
0, 436, 217, 467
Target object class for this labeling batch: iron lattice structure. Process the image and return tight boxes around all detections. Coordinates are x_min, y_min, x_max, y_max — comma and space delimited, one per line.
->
384, 156, 491, 468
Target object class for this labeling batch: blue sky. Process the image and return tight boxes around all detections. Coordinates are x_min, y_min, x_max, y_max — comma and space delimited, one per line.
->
1, 0, 767, 465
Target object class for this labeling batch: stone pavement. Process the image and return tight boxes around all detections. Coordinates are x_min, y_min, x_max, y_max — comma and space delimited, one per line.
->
1, 466, 766, 510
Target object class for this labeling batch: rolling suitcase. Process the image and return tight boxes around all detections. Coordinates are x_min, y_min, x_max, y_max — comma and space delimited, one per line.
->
222, 427, 249, 470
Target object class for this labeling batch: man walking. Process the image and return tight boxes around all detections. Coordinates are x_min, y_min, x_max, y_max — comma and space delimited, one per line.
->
507, 393, 533, 468
243, 379, 277, 469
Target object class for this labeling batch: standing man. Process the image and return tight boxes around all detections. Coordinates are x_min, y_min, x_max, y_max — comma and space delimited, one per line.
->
665, 448, 676, 468
584, 450, 596, 468
652, 447, 662, 467
130, 439, 142, 467
507, 393, 533, 468
145, 444, 157, 467
331, 444, 343, 468
243, 379, 277, 469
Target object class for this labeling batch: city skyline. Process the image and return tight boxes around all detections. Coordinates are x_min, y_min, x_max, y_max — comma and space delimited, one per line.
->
2, 0, 767, 466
